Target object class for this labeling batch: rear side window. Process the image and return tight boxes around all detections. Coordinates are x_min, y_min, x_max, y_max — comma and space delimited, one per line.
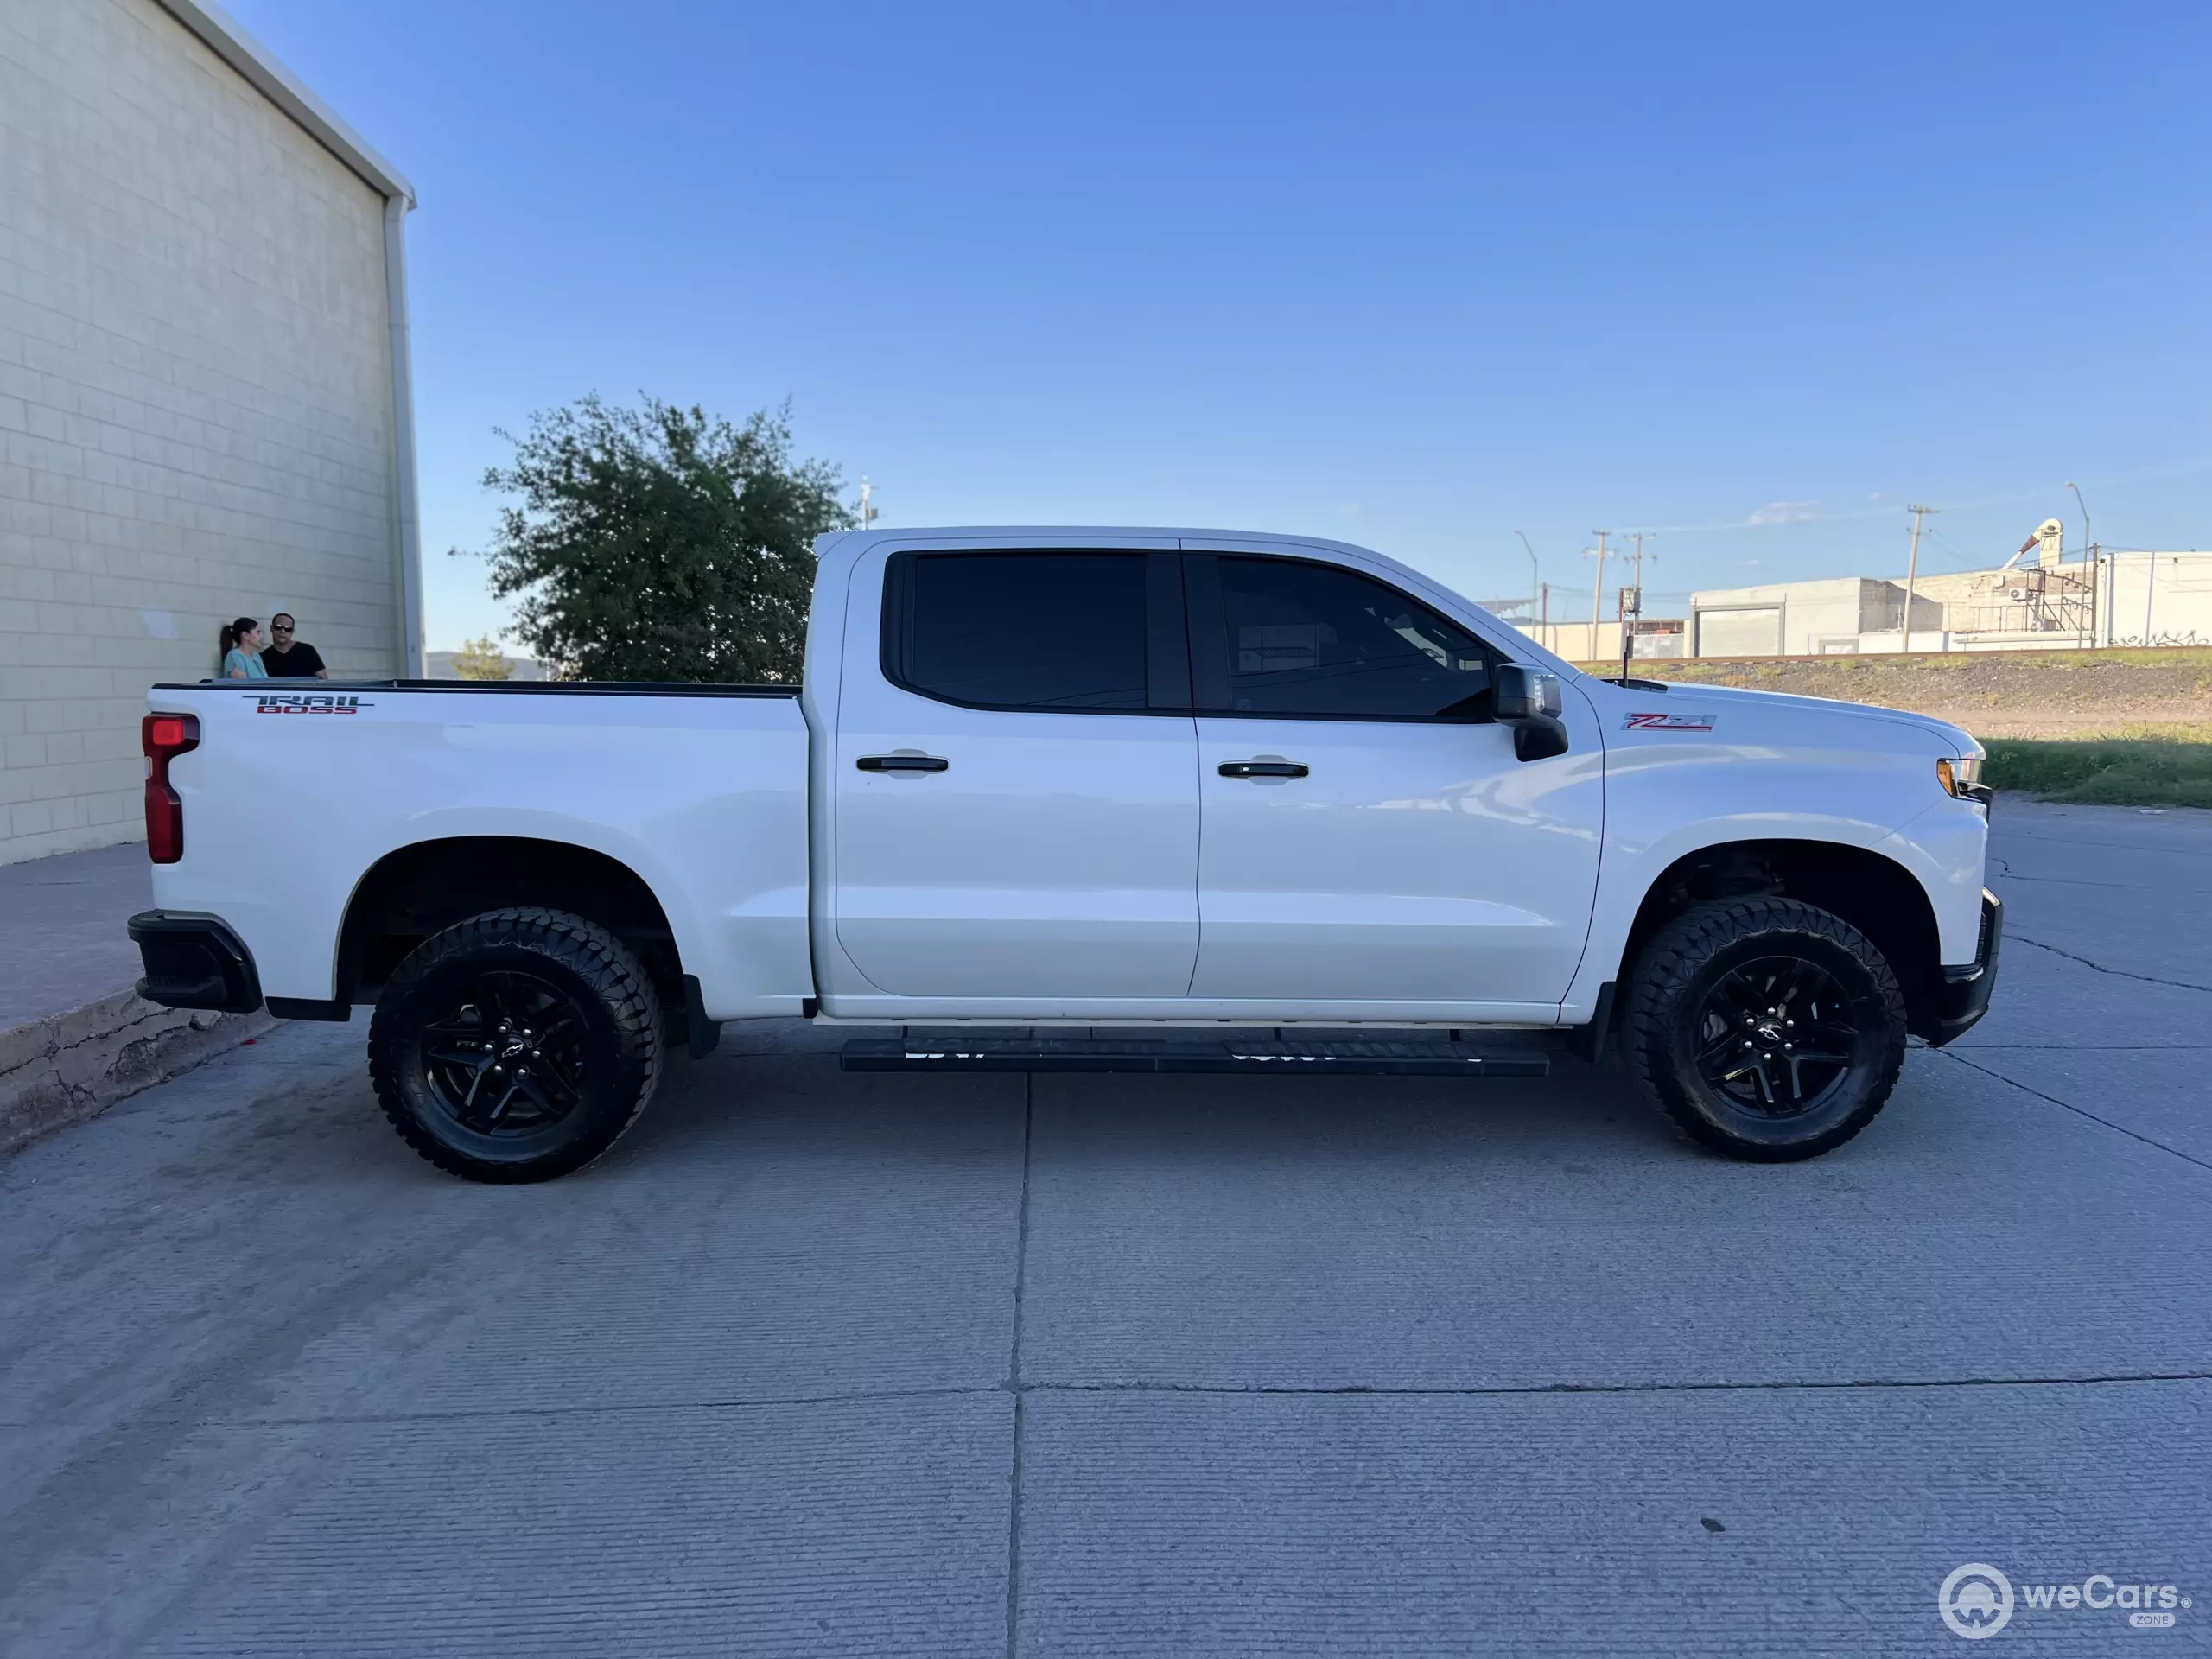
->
886, 552, 1148, 710
1198, 556, 1494, 719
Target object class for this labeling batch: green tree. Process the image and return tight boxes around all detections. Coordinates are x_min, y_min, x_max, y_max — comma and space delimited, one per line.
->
452, 635, 513, 681
467, 395, 852, 683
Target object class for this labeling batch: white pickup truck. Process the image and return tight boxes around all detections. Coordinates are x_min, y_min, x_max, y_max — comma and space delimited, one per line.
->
130, 527, 2000, 1182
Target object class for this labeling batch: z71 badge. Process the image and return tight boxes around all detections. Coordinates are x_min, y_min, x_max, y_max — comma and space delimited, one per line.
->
252, 694, 372, 715
1624, 710, 1715, 731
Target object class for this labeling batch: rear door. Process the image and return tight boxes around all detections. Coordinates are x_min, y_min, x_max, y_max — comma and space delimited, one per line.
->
831, 543, 1201, 1001
1185, 550, 1602, 1010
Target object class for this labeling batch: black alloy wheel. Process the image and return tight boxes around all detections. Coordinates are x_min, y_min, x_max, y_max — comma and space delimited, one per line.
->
1690, 955, 1861, 1117
369, 908, 664, 1183
1620, 897, 1907, 1161
417, 969, 588, 1136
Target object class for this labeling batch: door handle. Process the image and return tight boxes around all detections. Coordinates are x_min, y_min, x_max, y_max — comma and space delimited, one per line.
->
857, 754, 950, 772
1218, 760, 1308, 779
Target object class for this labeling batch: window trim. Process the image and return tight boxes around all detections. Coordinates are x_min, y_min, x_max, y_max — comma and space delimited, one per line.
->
1182, 551, 1503, 725
880, 549, 1192, 716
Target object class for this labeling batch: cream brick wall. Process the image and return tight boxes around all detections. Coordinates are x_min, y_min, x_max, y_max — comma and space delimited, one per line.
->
0, 0, 402, 863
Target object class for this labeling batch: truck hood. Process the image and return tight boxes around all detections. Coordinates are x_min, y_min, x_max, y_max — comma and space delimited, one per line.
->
1641, 679, 1983, 757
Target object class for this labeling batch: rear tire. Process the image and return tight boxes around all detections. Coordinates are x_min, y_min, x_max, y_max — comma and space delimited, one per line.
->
1620, 897, 1906, 1162
368, 907, 663, 1184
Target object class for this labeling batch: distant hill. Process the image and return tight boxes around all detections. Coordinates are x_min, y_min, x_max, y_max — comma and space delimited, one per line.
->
423, 650, 551, 683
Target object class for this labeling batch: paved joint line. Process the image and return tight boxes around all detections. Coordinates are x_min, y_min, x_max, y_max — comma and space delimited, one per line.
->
62, 1368, 2212, 1438
1004, 1072, 1035, 1659
1020, 1371, 2212, 1399
1998, 870, 2212, 896
141, 1383, 991, 1429
1939, 1048, 2212, 1175
2009, 933, 2212, 995
1996, 828, 2212, 857
1948, 1043, 2212, 1052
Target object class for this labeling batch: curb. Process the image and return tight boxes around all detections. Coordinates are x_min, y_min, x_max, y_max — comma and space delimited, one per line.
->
0, 990, 276, 1160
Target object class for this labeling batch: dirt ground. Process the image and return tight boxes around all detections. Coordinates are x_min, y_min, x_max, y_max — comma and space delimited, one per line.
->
1609, 646, 2212, 739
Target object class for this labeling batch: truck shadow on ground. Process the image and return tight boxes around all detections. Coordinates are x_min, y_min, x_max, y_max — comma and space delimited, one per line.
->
116, 1021, 1989, 1205
628, 1047, 1676, 1173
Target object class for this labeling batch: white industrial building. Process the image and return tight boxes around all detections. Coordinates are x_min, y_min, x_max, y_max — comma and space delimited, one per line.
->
0, 0, 421, 864
1686, 523, 2212, 658
2099, 550, 2212, 649
1688, 577, 1943, 658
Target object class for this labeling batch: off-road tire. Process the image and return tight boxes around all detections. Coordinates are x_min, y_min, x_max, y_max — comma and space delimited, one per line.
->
1620, 897, 1906, 1162
368, 907, 663, 1184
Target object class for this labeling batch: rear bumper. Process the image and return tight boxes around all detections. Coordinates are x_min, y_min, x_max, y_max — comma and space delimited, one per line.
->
127, 911, 263, 1014
1916, 888, 2003, 1048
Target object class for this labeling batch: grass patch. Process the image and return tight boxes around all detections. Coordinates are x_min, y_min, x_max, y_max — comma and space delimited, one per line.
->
1983, 725, 2212, 807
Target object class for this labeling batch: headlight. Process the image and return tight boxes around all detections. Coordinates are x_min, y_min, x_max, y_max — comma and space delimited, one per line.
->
1937, 756, 1990, 803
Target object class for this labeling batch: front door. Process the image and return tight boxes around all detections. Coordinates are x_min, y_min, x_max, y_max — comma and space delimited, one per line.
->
1185, 551, 1601, 1010
833, 545, 1201, 1001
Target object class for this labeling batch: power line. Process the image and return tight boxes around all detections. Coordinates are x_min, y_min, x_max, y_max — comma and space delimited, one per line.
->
1917, 526, 1999, 571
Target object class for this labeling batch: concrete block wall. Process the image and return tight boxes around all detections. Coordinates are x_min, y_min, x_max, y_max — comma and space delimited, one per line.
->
0, 0, 403, 864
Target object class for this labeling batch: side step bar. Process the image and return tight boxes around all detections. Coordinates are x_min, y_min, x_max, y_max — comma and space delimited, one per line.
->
841, 1035, 1549, 1077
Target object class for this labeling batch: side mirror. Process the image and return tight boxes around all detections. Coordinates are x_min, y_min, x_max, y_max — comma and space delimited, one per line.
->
1493, 664, 1569, 761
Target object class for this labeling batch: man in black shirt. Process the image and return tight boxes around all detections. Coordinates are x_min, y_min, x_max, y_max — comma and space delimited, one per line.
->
262, 613, 327, 679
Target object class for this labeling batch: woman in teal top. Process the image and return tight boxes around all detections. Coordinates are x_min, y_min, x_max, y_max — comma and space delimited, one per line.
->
219, 617, 268, 679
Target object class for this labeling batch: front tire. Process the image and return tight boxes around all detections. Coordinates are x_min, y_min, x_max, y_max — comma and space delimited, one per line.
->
368, 908, 664, 1183
1620, 897, 1906, 1161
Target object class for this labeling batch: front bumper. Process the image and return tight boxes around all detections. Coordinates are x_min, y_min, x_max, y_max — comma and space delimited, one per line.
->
128, 911, 263, 1014
1916, 888, 2003, 1048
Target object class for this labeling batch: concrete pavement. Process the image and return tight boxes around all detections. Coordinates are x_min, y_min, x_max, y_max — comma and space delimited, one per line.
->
2, 802, 2208, 1656
0, 842, 270, 1159
0, 842, 151, 1033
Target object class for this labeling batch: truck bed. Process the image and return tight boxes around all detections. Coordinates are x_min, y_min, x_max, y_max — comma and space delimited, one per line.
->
144, 678, 815, 1020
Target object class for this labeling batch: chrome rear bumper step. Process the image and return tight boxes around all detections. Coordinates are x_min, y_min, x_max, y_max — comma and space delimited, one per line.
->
840, 1035, 1549, 1077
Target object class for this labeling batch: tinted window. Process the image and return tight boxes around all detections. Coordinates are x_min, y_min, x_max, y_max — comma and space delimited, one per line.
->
893, 552, 1148, 710
1207, 556, 1493, 718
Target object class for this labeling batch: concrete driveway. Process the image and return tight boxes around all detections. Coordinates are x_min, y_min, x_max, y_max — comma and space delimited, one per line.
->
3, 802, 2208, 1656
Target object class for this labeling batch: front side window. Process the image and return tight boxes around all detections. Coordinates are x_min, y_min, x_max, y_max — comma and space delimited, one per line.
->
1204, 556, 1493, 719
887, 551, 1148, 710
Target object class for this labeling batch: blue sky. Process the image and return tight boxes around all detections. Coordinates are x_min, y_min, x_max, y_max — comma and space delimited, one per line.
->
224, 0, 2211, 650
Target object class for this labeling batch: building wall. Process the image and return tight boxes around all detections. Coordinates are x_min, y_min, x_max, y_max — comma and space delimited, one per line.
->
1514, 619, 1685, 663
1689, 577, 1939, 657
0, 0, 403, 863
1686, 556, 2211, 657
2102, 552, 2212, 649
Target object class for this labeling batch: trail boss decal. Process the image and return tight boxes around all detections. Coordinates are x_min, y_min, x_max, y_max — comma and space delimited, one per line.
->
1624, 710, 1715, 731
253, 694, 372, 715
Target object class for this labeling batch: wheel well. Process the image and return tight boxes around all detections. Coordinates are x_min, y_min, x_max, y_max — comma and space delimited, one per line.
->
1619, 840, 1943, 1038
337, 837, 684, 1010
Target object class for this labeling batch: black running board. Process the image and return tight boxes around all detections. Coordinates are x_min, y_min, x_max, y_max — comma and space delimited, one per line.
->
840, 1035, 1549, 1077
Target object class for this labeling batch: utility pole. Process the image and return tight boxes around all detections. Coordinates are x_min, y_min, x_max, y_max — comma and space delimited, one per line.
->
1620, 532, 1655, 673
2067, 481, 2095, 645
857, 478, 880, 530
1515, 531, 1540, 636
1627, 531, 1653, 585
1586, 531, 1611, 656
1903, 505, 1937, 652
1540, 582, 1550, 650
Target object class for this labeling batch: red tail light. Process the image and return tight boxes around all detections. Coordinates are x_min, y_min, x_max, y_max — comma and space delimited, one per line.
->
142, 713, 200, 864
